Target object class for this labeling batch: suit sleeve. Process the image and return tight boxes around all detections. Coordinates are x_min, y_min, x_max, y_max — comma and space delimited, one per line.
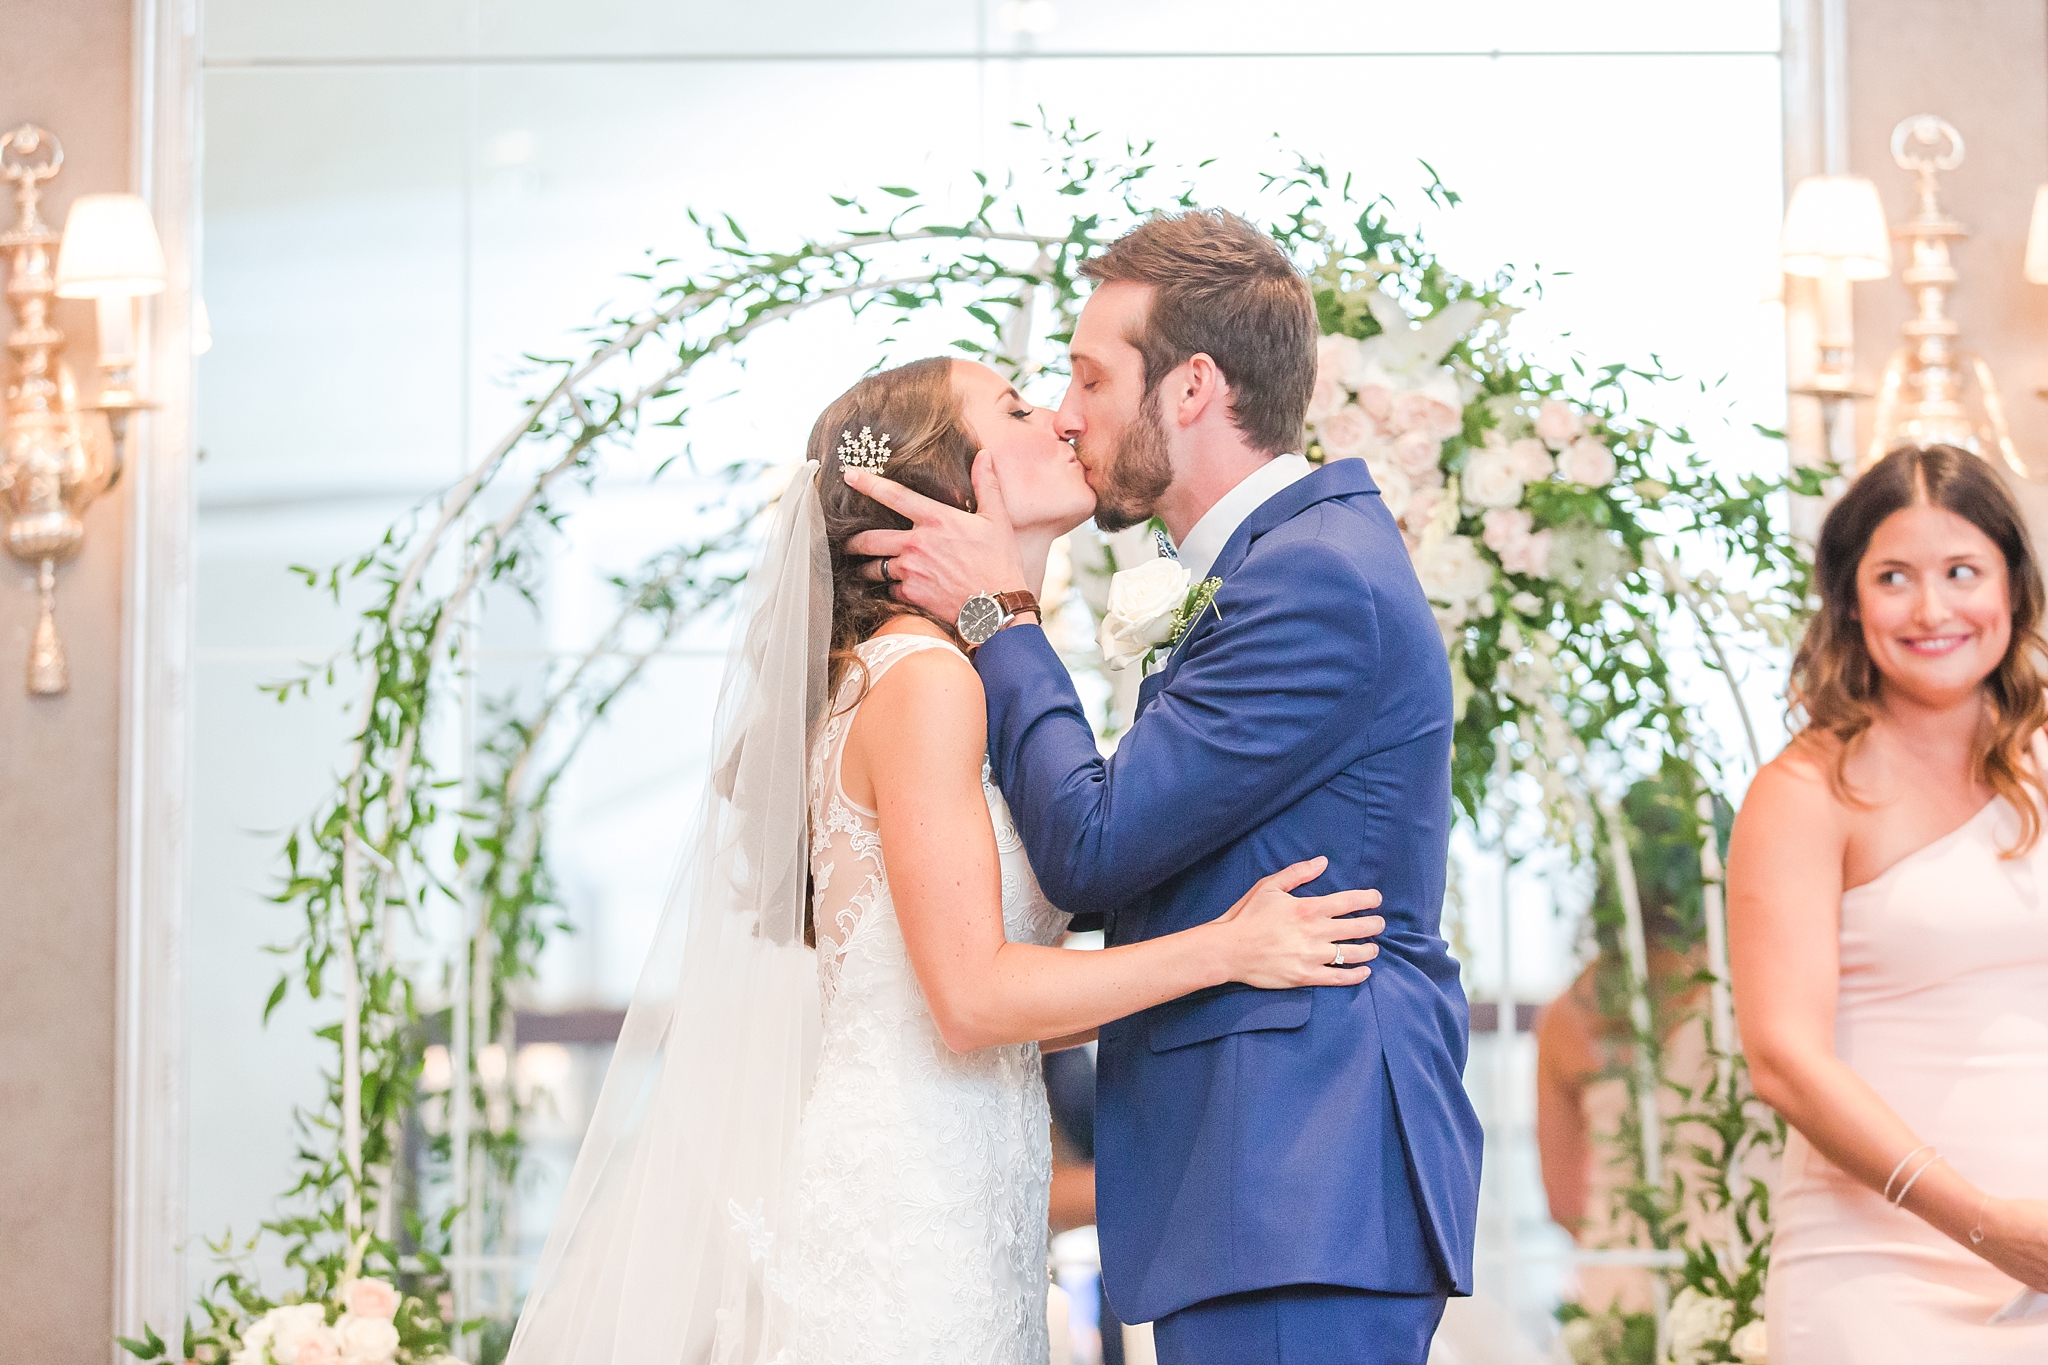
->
977, 531, 1382, 915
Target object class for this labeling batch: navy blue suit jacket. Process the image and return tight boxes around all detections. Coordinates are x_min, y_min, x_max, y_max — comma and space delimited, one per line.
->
976, 458, 1483, 1324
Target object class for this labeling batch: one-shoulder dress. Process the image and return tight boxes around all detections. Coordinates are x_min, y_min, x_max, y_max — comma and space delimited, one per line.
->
1766, 792, 2048, 1361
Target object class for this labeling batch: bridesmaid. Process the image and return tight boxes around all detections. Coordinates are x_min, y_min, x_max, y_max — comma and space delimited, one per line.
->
1729, 445, 2048, 1361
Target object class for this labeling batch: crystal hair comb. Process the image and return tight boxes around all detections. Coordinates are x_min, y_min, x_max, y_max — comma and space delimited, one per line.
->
837, 426, 893, 473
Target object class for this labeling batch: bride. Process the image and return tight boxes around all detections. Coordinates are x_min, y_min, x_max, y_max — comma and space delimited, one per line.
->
506, 356, 1386, 1365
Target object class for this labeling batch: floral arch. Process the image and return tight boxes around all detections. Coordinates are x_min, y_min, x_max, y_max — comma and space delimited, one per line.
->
132, 125, 1813, 1365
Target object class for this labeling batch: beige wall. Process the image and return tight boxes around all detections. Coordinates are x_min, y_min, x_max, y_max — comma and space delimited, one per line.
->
1834, 0, 2048, 528
0, 1, 134, 1359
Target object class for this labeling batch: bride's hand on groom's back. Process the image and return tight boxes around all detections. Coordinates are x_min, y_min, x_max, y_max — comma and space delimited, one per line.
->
1213, 855, 1385, 990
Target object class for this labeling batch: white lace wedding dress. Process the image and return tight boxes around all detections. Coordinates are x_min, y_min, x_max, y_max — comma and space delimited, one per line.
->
784, 633, 1071, 1364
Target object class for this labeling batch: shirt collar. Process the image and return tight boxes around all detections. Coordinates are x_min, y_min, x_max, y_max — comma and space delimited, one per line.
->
1170, 454, 1313, 582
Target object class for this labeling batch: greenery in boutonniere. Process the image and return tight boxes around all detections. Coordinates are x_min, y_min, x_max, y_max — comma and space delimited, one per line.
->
1151, 574, 1223, 669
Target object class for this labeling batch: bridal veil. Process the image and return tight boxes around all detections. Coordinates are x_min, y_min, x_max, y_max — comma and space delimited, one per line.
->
507, 462, 829, 1365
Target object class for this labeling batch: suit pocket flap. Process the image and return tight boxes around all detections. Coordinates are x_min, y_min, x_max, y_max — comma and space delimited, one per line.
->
1147, 986, 1312, 1053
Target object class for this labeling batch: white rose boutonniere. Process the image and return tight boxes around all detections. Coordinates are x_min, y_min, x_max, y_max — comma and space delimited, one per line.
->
1100, 557, 1189, 671
1098, 557, 1223, 672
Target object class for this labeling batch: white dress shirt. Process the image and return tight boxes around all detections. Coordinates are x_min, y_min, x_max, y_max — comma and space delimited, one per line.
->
1170, 453, 1314, 582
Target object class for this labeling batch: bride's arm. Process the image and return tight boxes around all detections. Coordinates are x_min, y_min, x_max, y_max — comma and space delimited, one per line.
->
1729, 757, 2048, 1292
848, 646, 1383, 1055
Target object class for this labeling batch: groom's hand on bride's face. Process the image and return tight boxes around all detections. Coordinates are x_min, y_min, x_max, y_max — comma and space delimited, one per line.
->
844, 452, 1029, 623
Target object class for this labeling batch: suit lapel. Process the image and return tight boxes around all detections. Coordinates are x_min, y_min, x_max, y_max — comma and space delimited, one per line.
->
1135, 670, 1168, 720
1146, 459, 1378, 697
1206, 458, 1375, 583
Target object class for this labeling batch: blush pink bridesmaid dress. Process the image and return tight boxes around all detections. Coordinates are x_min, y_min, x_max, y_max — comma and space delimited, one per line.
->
1766, 792, 2048, 1362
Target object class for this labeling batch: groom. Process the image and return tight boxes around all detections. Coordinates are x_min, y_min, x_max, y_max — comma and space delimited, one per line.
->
845, 210, 1481, 1364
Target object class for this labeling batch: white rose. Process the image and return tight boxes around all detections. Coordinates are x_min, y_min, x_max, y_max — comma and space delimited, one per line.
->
1098, 556, 1189, 672
1480, 508, 1531, 552
1391, 390, 1464, 443
1432, 599, 1468, 647
1316, 402, 1380, 459
1558, 435, 1617, 488
1461, 448, 1525, 509
339, 1279, 400, 1323
1317, 332, 1368, 389
1499, 528, 1552, 577
1666, 1288, 1735, 1365
1305, 370, 1344, 426
336, 1314, 400, 1365
1534, 398, 1584, 449
1388, 429, 1443, 479
1728, 1318, 1768, 1363
1413, 534, 1493, 606
234, 1310, 281, 1365
1506, 437, 1554, 482
1400, 486, 1442, 543
266, 1305, 330, 1365
1366, 459, 1414, 523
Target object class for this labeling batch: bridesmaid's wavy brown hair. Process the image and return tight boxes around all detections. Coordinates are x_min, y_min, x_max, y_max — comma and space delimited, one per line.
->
806, 357, 979, 700
1789, 444, 2048, 854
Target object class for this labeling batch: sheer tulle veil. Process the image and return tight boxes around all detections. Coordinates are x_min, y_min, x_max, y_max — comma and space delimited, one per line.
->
506, 461, 829, 1365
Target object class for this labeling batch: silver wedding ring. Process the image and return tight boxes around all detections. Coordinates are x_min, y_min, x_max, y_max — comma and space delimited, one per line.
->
1332, 947, 1345, 966
879, 557, 894, 584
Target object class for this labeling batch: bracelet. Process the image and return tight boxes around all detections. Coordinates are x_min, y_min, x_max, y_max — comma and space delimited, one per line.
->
1883, 1143, 1936, 1202
1971, 1193, 1992, 1245
1893, 1152, 1944, 1207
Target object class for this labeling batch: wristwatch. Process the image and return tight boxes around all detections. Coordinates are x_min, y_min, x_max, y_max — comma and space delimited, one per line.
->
957, 589, 1040, 647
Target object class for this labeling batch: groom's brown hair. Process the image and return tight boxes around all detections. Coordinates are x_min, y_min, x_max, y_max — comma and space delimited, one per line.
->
1080, 209, 1316, 455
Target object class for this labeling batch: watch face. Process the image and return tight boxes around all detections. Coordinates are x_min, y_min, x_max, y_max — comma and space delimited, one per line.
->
958, 593, 1004, 645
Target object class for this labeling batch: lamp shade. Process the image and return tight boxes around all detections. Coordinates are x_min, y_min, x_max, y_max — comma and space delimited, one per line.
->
54, 193, 167, 298
2025, 186, 2048, 285
1780, 175, 1892, 280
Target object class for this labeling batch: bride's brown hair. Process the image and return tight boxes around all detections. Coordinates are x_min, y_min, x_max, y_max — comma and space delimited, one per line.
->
1789, 443, 2048, 854
807, 356, 979, 699
801, 358, 979, 947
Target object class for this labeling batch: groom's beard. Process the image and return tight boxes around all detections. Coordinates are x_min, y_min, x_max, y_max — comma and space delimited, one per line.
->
1090, 387, 1174, 533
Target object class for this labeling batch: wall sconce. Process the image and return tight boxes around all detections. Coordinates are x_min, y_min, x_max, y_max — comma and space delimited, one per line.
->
0, 123, 165, 695
56, 191, 166, 465
2024, 188, 2048, 398
1864, 116, 2023, 475
1781, 173, 1891, 440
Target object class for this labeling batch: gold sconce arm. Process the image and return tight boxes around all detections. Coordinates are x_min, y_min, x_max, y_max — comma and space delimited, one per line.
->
0, 125, 166, 695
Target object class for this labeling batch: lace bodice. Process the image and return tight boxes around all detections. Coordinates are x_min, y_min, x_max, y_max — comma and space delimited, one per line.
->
783, 633, 1069, 1364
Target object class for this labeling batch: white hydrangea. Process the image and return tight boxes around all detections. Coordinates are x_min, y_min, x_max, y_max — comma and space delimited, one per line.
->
1665, 1287, 1735, 1365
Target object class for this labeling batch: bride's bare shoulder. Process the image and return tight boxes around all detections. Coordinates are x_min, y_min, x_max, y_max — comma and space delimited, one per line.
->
853, 624, 984, 747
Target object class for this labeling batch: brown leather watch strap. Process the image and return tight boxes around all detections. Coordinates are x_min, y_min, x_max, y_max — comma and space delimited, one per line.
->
993, 589, 1039, 619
